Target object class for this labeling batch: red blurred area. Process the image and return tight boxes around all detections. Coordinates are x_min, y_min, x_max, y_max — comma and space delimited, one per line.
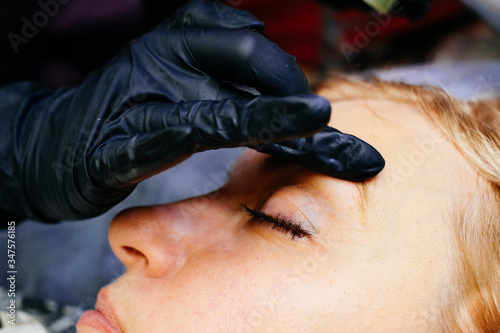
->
236, 0, 323, 69
233, 0, 472, 70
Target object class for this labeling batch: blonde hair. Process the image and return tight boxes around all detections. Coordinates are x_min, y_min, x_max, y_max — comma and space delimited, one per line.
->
316, 75, 500, 332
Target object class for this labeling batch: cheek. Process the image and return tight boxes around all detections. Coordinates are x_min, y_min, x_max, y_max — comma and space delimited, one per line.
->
110, 249, 408, 332
108, 237, 304, 331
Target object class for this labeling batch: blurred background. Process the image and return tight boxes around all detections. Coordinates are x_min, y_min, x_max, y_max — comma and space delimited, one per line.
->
1, 0, 500, 88
0, 0, 499, 331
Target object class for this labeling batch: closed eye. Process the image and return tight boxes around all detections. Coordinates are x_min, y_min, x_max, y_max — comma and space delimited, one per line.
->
242, 204, 311, 239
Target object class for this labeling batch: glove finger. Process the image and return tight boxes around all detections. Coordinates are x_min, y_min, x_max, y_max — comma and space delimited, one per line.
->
88, 126, 198, 188
123, 94, 330, 151
160, 0, 264, 31
255, 127, 385, 182
183, 28, 312, 96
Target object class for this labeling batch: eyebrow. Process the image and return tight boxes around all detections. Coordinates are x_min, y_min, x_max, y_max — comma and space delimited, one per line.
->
356, 182, 370, 227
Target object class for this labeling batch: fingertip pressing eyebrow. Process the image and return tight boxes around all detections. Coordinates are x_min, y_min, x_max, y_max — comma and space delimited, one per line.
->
254, 127, 385, 182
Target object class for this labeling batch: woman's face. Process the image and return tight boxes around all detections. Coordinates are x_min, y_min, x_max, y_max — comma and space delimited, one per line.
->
77, 97, 477, 332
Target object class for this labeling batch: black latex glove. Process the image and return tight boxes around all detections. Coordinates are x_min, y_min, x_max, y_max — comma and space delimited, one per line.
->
317, 0, 433, 20
0, 0, 384, 222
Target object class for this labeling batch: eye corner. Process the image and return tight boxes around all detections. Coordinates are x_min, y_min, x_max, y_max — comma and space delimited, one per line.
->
241, 203, 252, 213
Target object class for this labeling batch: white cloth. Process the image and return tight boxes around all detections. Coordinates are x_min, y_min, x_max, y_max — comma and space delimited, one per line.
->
460, 0, 500, 33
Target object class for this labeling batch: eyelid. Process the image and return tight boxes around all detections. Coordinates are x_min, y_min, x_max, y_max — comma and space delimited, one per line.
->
242, 204, 312, 239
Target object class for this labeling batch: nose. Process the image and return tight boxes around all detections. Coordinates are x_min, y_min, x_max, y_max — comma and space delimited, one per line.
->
108, 197, 236, 278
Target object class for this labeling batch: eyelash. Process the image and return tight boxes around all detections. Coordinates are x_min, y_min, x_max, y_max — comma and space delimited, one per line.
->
242, 204, 311, 239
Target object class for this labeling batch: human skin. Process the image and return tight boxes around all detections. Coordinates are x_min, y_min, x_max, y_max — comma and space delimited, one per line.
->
77, 97, 479, 332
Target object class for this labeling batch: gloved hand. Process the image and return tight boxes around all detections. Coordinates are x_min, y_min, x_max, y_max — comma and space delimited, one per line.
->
0, 0, 384, 222
317, 0, 433, 20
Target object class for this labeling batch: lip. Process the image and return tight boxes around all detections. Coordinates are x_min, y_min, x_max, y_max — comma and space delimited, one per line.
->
76, 289, 123, 333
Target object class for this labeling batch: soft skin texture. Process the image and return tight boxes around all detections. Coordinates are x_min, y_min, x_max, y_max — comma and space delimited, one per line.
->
77, 98, 478, 332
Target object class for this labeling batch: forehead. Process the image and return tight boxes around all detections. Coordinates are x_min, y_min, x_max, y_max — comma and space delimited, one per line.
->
328, 98, 472, 189
228, 96, 478, 215
329, 99, 438, 153
328, 99, 487, 238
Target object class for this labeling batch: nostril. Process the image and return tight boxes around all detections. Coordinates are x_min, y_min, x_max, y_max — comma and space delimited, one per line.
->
121, 244, 184, 278
123, 246, 148, 264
